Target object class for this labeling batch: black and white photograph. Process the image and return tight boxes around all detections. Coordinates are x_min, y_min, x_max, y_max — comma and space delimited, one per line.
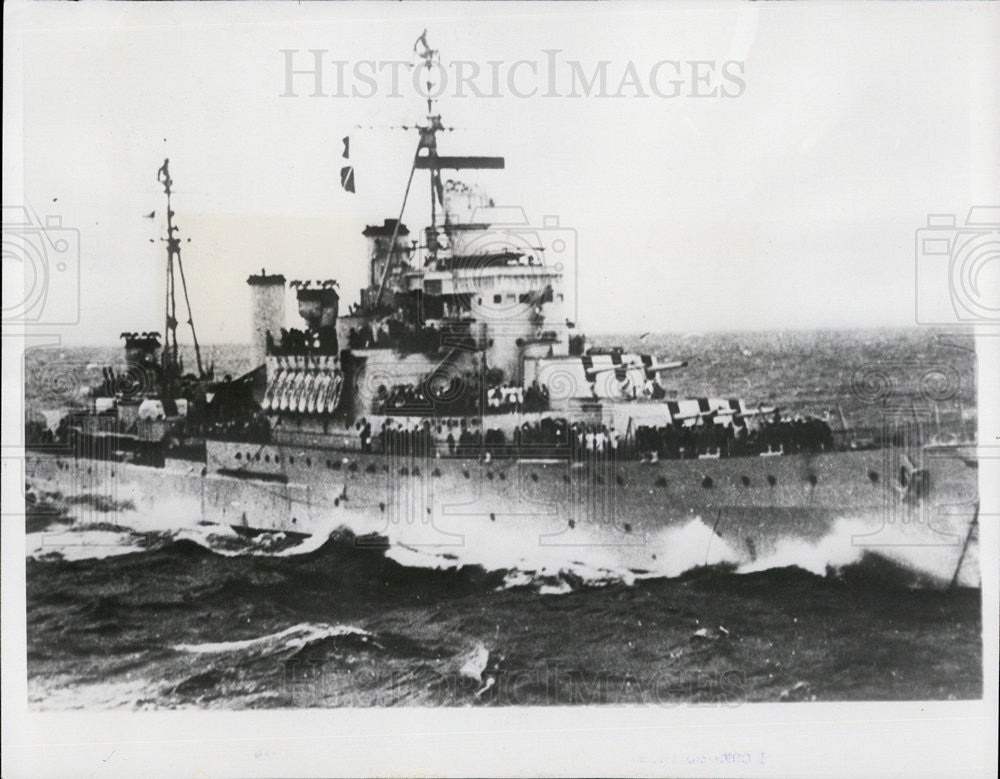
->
2, 1, 997, 776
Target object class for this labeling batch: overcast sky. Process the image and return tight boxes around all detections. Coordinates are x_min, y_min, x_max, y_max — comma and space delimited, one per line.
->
4, 1, 998, 345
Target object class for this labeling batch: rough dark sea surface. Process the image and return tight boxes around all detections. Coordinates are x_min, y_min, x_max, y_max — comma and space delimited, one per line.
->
24, 328, 982, 708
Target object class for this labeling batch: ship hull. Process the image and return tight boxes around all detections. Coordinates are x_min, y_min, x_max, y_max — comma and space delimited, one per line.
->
25, 444, 980, 586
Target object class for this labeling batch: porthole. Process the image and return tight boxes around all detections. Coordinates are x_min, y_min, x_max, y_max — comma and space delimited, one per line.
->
740, 475, 750, 487
655, 476, 667, 488
306, 457, 312, 467
808, 473, 818, 486
767, 474, 777, 486
289, 457, 295, 465
702, 476, 713, 489
265, 455, 270, 463
235, 453, 242, 460
868, 470, 879, 484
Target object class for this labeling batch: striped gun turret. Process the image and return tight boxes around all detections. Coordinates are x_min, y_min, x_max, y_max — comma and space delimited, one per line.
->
527, 352, 689, 400
666, 398, 748, 424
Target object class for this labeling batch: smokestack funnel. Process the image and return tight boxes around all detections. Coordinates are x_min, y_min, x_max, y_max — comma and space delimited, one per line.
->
247, 269, 286, 366
121, 332, 161, 367
295, 282, 339, 330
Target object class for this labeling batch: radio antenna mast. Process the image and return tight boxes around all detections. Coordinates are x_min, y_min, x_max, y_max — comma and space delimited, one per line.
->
157, 158, 205, 390
371, 32, 505, 310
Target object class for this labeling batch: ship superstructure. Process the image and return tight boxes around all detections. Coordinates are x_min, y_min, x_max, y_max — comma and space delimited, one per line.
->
233, 34, 765, 463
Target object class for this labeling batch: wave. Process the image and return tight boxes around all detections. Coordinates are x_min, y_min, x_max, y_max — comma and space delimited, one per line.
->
25, 485, 349, 561
27, 526, 151, 562
26, 483, 976, 590
173, 523, 335, 558
735, 516, 977, 588
174, 622, 375, 655
28, 518, 975, 594
737, 518, 868, 576
644, 519, 742, 578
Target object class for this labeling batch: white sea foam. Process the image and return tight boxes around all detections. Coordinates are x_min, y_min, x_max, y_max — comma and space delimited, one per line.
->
458, 642, 490, 682
644, 518, 741, 578
384, 544, 463, 570
380, 509, 645, 590
28, 481, 978, 588
737, 517, 866, 576
173, 622, 372, 654
537, 581, 574, 596
485, 518, 737, 592
385, 511, 978, 591
386, 536, 639, 594
172, 522, 333, 557
28, 677, 158, 711
26, 528, 147, 561
736, 515, 979, 587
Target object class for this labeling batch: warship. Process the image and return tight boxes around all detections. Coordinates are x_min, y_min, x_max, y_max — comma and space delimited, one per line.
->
25, 36, 980, 586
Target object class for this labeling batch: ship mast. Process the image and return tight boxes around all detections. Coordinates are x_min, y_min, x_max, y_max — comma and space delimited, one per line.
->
371, 31, 504, 310
157, 158, 205, 391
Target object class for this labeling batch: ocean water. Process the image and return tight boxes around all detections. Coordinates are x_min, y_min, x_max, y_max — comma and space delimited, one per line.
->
23, 328, 982, 708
